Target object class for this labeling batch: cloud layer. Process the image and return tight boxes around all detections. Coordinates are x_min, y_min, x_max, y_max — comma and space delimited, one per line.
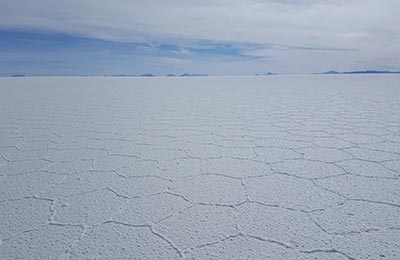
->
0, 0, 399, 74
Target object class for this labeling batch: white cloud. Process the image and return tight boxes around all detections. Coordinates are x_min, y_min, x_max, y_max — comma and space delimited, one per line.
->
0, 0, 399, 73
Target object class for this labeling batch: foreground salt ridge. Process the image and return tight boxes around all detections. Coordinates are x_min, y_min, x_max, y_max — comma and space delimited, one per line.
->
0, 75, 399, 259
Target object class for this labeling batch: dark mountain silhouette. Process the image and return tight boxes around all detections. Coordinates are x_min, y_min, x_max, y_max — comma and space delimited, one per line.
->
180, 73, 208, 77
255, 72, 277, 76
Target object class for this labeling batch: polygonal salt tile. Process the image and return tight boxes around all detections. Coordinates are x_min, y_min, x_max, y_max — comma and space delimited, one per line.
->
110, 175, 170, 198
254, 147, 302, 163
361, 142, 400, 154
207, 128, 250, 138
329, 126, 352, 135
310, 200, 400, 234
0, 136, 21, 147
40, 171, 119, 198
0, 156, 8, 167
177, 134, 222, 145
384, 134, 400, 143
298, 251, 350, 260
54, 189, 127, 225
0, 172, 64, 201
354, 125, 391, 136
336, 159, 399, 178
0, 160, 50, 176
185, 235, 298, 260
236, 203, 332, 250
214, 139, 256, 148
337, 133, 384, 145
154, 204, 238, 251
332, 229, 400, 260
315, 175, 400, 206
0, 198, 52, 239
224, 147, 259, 160
111, 145, 187, 161
86, 138, 134, 150
140, 135, 182, 148
115, 159, 161, 178
287, 129, 332, 138
244, 174, 343, 211
271, 160, 345, 179
16, 140, 58, 151
0, 224, 83, 260
159, 158, 203, 178
114, 193, 192, 225
202, 158, 272, 178
246, 130, 295, 140
312, 137, 355, 149
343, 147, 399, 162
311, 137, 355, 149
69, 222, 180, 259
297, 147, 353, 163
45, 159, 93, 175
44, 148, 107, 162
170, 174, 246, 205
17, 128, 54, 140
153, 141, 186, 152
55, 137, 92, 150
381, 160, 400, 173
0, 145, 43, 162
184, 143, 226, 159
92, 155, 139, 171
253, 138, 312, 149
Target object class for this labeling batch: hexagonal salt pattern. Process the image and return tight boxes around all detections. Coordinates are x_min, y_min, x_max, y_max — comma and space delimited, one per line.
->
0, 198, 52, 239
69, 222, 181, 259
0, 224, 84, 260
243, 174, 344, 211
113, 192, 192, 225
185, 235, 299, 260
154, 204, 238, 251
309, 200, 400, 235
236, 203, 333, 251
169, 174, 247, 205
1, 75, 400, 259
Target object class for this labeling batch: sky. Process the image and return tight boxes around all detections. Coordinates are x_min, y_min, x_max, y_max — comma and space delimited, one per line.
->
0, 0, 399, 76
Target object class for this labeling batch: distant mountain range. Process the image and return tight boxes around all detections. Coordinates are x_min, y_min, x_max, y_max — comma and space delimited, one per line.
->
110, 74, 155, 77
109, 73, 208, 77
8, 70, 400, 77
322, 70, 400, 75
179, 73, 208, 77
255, 72, 277, 76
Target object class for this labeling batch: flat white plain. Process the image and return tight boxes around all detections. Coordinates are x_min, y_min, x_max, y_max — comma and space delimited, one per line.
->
1, 75, 400, 259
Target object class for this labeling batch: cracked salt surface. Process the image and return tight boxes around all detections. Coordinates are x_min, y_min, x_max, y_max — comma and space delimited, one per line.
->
1, 75, 400, 259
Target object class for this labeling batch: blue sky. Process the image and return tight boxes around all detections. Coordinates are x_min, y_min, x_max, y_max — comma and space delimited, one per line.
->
0, 30, 265, 76
0, 0, 399, 76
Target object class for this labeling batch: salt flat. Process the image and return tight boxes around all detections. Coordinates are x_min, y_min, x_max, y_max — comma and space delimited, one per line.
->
1, 75, 400, 259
